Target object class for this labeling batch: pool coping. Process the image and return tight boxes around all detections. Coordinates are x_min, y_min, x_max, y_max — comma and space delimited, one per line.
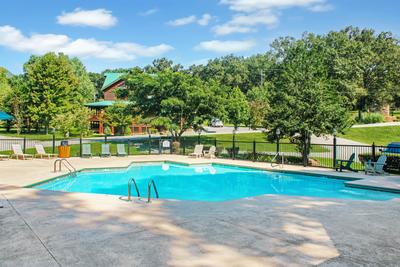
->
25, 159, 400, 195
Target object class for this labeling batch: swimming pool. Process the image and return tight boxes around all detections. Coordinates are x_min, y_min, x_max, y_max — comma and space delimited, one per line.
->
35, 162, 399, 201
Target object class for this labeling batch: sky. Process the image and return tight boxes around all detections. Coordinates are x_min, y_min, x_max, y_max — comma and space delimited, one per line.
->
0, 0, 399, 74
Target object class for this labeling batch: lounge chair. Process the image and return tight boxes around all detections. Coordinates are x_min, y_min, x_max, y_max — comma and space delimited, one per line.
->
11, 144, 33, 160
335, 153, 357, 172
82, 144, 92, 157
35, 144, 57, 159
101, 144, 111, 157
0, 154, 9, 160
117, 144, 127, 156
365, 155, 387, 175
189, 145, 203, 158
204, 146, 216, 159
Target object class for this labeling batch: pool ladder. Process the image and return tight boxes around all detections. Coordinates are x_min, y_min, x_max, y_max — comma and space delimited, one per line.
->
127, 178, 159, 203
271, 153, 284, 169
54, 159, 77, 176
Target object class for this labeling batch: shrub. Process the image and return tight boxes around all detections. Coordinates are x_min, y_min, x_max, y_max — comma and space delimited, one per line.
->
124, 126, 132, 136
359, 113, 384, 124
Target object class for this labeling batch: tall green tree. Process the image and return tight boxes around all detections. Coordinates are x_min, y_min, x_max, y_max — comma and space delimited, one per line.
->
225, 87, 250, 129
123, 69, 224, 139
0, 67, 12, 112
266, 34, 352, 164
70, 58, 95, 103
23, 53, 79, 133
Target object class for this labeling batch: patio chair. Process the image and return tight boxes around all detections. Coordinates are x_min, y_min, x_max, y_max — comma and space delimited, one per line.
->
365, 155, 387, 175
117, 144, 127, 156
101, 144, 111, 157
34, 144, 57, 159
82, 144, 92, 158
204, 146, 216, 159
11, 144, 33, 160
335, 153, 357, 172
189, 145, 204, 158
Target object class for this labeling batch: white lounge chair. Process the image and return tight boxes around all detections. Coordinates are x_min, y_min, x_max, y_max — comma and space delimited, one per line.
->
35, 144, 57, 159
82, 144, 92, 157
189, 145, 203, 158
204, 146, 216, 159
117, 144, 127, 156
101, 144, 111, 157
0, 154, 9, 160
11, 144, 33, 160
365, 155, 387, 175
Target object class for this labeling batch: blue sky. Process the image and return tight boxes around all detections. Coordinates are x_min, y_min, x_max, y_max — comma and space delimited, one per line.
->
0, 0, 399, 74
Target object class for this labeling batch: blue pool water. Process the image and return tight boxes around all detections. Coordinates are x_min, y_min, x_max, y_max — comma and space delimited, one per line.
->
35, 162, 398, 201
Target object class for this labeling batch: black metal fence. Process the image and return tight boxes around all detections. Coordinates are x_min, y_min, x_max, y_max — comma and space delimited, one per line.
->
0, 135, 398, 173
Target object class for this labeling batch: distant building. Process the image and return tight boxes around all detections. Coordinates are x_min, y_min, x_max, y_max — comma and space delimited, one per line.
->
85, 73, 148, 135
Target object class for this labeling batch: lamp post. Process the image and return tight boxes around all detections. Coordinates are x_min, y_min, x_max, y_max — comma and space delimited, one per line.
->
276, 128, 281, 156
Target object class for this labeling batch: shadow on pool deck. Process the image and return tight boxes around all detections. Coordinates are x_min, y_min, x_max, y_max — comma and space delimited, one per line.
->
1, 185, 400, 266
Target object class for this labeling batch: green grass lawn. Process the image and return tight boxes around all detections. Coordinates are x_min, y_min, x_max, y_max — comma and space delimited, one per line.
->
339, 126, 400, 146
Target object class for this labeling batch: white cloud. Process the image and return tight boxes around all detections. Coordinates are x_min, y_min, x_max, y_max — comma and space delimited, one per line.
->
57, 8, 117, 28
198, 14, 212, 26
168, 14, 213, 26
219, 0, 326, 12
0, 25, 173, 61
195, 40, 256, 53
214, 10, 278, 35
308, 3, 334, 12
140, 8, 158, 16
216, 0, 333, 35
168, 15, 197, 26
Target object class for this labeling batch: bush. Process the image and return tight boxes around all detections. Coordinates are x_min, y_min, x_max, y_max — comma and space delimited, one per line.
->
124, 126, 132, 136
359, 113, 384, 124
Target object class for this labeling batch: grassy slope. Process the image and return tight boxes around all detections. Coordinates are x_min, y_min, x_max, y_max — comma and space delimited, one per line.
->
339, 126, 400, 146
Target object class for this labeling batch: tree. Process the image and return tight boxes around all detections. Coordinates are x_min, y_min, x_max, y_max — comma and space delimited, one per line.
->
23, 53, 79, 133
225, 87, 250, 129
247, 85, 269, 128
0, 67, 12, 112
51, 112, 75, 137
123, 69, 224, 139
70, 58, 95, 103
266, 34, 352, 165
105, 103, 133, 135
74, 107, 94, 137
89, 72, 106, 100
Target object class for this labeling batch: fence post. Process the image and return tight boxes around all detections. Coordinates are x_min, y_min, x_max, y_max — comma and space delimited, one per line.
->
23, 137, 26, 153
302, 134, 308, 167
214, 138, 217, 148
253, 140, 256, 162
79, 135, 83, 157
197, 133, 201, 145
182, 137, 186, 155
232, 134, 236, 160
104, 134, 107, 144
333, 135, 337, 169
128, 141, 131, 155
52, 133, 56, 154
148, 135, 151, 154
372, 142, 376, 161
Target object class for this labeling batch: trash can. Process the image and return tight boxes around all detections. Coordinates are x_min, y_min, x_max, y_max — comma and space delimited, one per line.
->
58, 140, 71, 158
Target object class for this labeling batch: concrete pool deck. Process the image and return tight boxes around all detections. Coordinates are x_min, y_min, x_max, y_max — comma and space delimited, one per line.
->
1, 155, 400, 266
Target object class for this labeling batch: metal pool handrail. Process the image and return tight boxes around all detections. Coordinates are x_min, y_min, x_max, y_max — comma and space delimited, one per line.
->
127, 178, 140, 201
54, 159, 76, 175
271, 153, 284, 169
147, 179, 159, 203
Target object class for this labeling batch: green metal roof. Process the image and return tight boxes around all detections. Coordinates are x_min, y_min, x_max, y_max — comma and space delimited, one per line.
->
101, 73, 125, 91
85, 101, 130, 108
0, 111, 13, 121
